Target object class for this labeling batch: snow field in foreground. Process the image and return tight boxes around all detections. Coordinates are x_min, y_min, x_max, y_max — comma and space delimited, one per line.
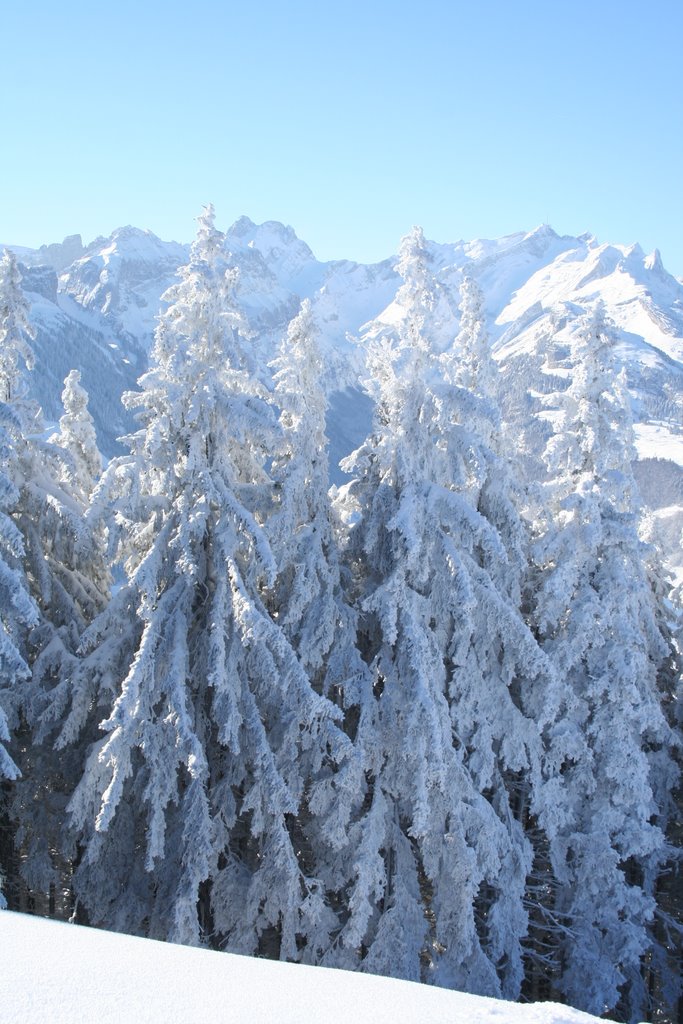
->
0, 911, 606, 1024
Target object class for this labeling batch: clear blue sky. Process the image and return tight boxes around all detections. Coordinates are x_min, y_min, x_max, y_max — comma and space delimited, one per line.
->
4, 0, 682, 274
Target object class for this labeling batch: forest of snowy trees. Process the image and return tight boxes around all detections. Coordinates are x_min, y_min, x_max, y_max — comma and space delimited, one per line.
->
0, 210, 681, 1023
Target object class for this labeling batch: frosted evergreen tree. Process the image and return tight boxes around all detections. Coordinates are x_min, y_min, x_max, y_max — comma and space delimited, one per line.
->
267, 300, 371, 957
334, 230, 550, 997
268, 300, 342, 679
0, 248, 38, 757
0, 260, 109, 915
0, 251, 36, 409
451, 274, 498, 402
49, 370, 102, 506
269, 300, 368, 697
441, 264, 558, 995
528, 303, 680, 1019
65, 208, 355, 958
0, 403, 35, 789
449, 275, 568, 993
21, 376, 107, 914
445, 274, 529, 598
0, 251, 39, 908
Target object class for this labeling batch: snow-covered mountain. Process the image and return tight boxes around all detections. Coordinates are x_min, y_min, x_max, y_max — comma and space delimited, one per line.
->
6, 216, 682, 580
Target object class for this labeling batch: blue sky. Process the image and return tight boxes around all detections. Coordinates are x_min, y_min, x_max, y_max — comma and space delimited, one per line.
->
4, 0, 682, 273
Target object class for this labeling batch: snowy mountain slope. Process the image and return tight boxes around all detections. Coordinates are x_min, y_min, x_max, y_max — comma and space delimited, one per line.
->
7, 216, 682, 574
224, 216, 401, 390
486, 236, 683, 583
0, 911, 604, 1024
19, 265, 143, 451
358, 223, 683, 577
58, 226, 189, 349
494, 236, 683, 365
8, 219, 405, 457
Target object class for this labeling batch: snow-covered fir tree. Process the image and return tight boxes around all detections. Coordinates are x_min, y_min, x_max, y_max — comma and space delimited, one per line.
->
0, 250, 39, 907
443, 274, 532, 596
0, 250, 38, 744
266, 299, 373, 960
16, 368, 109, 915
64, 208, 356, 959
268, 299, 369, 699
437, 267, 560, 996
528, 303, 680, 1020
333, 230, 551, 997
49, 370, 102, 507
0, 249, 108, 914
2, 323, 109, 919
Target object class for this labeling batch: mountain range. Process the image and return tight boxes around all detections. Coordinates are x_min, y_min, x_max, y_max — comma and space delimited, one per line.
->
6, 217, 683, 584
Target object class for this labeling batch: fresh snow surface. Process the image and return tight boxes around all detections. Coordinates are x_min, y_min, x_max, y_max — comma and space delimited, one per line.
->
1, 911, 604, 1024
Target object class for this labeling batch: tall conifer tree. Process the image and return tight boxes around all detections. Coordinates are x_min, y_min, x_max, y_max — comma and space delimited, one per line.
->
64, 209, 355, 958
335, 231, 551, 996
0, 251, 39, 907
528, 304, 680, 1019
0, 252, 107, 913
